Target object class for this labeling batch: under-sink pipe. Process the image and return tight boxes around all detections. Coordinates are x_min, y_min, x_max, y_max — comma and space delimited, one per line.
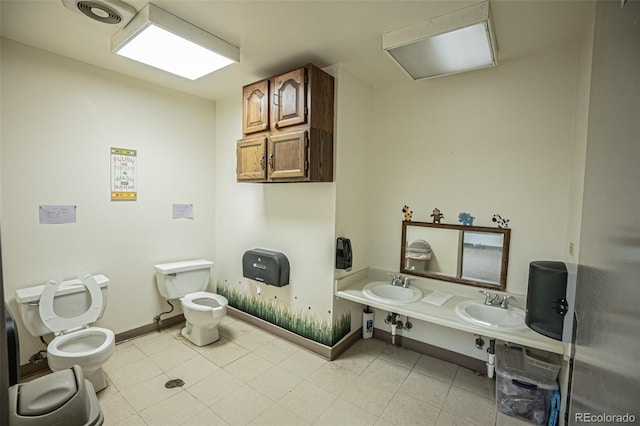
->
487, 339, 496, 379
384, 312, 399, 345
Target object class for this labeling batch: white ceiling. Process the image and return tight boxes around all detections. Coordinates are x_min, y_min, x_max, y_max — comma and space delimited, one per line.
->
0, 0, 594, 101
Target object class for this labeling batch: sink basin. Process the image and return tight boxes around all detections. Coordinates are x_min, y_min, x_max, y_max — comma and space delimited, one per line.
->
455, 300, 527, 330
362, 281, 423, 305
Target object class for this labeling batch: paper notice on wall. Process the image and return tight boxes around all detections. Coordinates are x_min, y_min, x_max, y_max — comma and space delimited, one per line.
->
173, 204, 194, 219
39, 205, 77, 224
111, 147, 137, 201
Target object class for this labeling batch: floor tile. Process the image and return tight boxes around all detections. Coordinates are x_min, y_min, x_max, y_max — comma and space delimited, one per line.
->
331, 343, 376, 375
166, 354, 220, 388
196, 337, 249, 367
232, 327, 276, 351
187, 369, 244, 407
97, 388, 137, 425
113, 414, 147, 426
253, 337, 300, 364
183, 407, 230, 425
149, 341, 199, 372
341, 375, 395, 416
224, 352, 275, 382
91, 316, 502, 426
360, 358, 411, 392
119, 373, 176, 411
379, 344, 421, 370
436, 410, 478, 426
140, 390, 208, 425
249, 364, 302, 401
398, 370, 452, 408
277, 348, 326, 378
313, 398, 380, 426
105, 357, 164, 390
133, 331, 182, 356
219, 318, 258, 340
308, 362, 358, 396
211, 384, 274, 425
380, 392, 441, 425
103, 344, 146, 374
443, 386, 497, 426
278, 380, 336, 423
496, 411, 535, 426
413, 354, 460, 384
248, 403, 310, 426
453, 367, 496, 401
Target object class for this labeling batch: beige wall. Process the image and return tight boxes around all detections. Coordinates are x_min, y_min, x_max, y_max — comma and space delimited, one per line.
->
1, 39, 216, 363
213, 94, 337, 321
564, 4, 596, 264
368, 45, 581, 295
365, 44, 588, 358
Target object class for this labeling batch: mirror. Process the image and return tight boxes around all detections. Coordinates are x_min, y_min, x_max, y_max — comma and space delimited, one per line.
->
400, 221, 510, 290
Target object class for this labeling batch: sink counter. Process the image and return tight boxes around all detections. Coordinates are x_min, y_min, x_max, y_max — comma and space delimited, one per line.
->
335, 268, 568, 356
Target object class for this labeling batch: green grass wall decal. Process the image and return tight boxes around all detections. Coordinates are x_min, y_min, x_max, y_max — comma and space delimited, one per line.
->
218, 285, 350, 346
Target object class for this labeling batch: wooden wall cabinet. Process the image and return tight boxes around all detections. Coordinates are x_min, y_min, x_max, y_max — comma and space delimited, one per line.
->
237, 64, 334, 183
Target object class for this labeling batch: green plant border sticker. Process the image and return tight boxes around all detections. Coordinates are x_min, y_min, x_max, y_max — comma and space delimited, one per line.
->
218, 285, 350, 346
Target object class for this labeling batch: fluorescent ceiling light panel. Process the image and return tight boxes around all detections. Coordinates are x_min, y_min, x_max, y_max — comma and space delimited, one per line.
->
112, 3, 239, 80
383, 1, 497, 80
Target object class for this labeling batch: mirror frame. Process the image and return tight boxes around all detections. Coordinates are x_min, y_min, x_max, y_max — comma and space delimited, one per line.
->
400, 221, 510, 290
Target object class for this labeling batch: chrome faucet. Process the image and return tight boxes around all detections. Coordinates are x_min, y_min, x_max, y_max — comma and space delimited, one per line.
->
402, 276, 413, 288
500, 295, 514, 309
479, 290, 514, 309
388, 273, 403, 286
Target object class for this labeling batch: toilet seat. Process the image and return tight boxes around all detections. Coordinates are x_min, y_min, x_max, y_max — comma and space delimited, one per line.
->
48, 327, 115, 359
181, 291, 228, 312
39, 268, 103, 334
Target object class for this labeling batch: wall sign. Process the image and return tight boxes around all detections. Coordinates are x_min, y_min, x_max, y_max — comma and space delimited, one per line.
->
111, 147, 137, 201
39, 205, 77, 224
173, 204, 194, 219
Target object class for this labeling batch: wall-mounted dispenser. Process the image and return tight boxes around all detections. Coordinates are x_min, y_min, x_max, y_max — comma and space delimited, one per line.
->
525, 261, 575, 342
242, 248, 290, 287
336, 237, 352, 271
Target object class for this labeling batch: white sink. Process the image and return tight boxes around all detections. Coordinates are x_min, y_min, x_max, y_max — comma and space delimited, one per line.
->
362, 281, 423, 305
455, 300, 527, 330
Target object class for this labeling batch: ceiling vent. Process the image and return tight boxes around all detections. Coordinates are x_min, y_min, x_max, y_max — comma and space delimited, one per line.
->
61, 0, 136, 27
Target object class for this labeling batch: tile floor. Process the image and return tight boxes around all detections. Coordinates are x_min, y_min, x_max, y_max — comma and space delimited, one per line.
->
97, 316, 531, 426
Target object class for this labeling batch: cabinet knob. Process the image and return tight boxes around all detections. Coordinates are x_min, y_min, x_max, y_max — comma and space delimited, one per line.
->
259, 154, 265, 170
268, 153, 274, 169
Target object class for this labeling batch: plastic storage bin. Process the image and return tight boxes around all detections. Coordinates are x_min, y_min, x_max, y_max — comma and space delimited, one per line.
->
496, 345, 559, 425
524, 347, 561, 381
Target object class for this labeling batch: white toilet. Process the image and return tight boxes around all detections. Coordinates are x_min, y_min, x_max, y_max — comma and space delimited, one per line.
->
154, 259, 228, 347
15, 267, 115, 392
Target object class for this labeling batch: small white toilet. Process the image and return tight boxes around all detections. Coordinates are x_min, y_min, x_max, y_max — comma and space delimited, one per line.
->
154, 259, 228, 347
15, 267, 115, 392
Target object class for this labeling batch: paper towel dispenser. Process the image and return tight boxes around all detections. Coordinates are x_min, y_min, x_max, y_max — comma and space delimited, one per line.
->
242, 248, 290, 287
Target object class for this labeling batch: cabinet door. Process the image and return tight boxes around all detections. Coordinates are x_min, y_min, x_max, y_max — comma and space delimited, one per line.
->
271, 68, 307, 131
242, 80, 269, 135
268, 131, 308, 181
237, 137, 267, 181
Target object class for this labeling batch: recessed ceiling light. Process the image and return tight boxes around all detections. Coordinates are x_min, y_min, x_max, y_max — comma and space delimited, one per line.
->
111, 3, 240, 80
383, 1, 497, 80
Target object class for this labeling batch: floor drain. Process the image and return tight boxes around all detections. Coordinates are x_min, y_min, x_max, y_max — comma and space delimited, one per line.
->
165, 378, 185, 389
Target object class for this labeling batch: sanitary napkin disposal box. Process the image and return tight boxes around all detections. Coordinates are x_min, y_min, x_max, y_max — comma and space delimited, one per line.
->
242, 248, 290, 287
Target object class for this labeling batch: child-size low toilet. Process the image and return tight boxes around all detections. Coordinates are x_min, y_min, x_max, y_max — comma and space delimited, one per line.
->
154, 259, 228, 346
15, 267, 115, 392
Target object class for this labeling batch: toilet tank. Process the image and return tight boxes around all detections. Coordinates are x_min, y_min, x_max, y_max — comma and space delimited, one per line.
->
15, 275, 111, 337
154, 259, 214, 300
